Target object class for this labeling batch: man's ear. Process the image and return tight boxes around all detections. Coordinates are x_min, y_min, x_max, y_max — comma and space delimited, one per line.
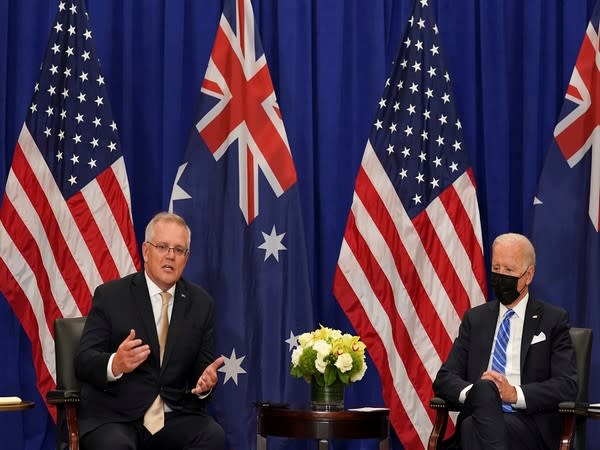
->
525, 265, 535, 285
141, 241, 149, 263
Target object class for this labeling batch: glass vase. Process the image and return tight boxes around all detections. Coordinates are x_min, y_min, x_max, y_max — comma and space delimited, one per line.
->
310, 379, 345, 411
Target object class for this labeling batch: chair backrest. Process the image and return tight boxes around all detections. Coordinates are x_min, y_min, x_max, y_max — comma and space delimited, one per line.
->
54, 317, 86, 391
569, 327, 592, 450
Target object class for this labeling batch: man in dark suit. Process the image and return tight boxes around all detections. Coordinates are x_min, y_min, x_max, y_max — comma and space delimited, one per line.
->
75, 212, 225, 450
433, 232, 577, 450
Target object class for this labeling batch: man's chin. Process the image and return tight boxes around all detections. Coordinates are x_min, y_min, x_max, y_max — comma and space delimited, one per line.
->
156, 276, 178, 290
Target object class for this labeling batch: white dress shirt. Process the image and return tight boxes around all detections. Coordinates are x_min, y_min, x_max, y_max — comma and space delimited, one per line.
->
106, 273, 174, 380
458, 294, 529, 409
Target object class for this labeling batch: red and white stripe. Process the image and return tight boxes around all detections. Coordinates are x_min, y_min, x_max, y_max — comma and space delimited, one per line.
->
334, 141, 486, 449
0, 125, 140, 419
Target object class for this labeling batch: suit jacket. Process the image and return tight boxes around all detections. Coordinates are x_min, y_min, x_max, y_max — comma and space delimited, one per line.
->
75, 272, 216, 436
433, 297, 577, 450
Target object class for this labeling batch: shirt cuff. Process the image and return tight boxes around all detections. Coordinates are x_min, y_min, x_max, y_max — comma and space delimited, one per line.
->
513, 385, 526, 409
458, 384, 473, 403
197, 388, 212, 399
107, 353, 123, 381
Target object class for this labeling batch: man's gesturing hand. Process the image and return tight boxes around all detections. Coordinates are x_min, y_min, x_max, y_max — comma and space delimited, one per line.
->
192, 356, 225, 395
111, 329, 150, 377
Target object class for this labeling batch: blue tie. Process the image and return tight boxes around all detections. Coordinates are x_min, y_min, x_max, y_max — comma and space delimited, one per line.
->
491, 309, 515, 412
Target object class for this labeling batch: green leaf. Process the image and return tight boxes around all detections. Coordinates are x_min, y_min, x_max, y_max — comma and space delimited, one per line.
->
312, 373, 325, 386
324, 365, 337, 385
339, 372, 350, 384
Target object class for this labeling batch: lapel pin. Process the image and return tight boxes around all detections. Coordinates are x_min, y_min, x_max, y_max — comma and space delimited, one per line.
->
532, 315, 538, 319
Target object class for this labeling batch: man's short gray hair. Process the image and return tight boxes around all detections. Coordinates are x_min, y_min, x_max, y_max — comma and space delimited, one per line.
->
145, 212, 191, 247
492, 232, 536, 267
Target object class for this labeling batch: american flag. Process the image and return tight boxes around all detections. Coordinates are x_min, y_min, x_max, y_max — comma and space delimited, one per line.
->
0, 0, 140, 419
170, 0, 313, 448
333, 1, 486, 448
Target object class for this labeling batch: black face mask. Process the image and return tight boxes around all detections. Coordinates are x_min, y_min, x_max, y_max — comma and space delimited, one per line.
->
490, 270, 527, 305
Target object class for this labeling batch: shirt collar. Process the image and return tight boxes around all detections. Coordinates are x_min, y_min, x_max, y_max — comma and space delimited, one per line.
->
143, 271, 176, 299
500, 292, 529, 319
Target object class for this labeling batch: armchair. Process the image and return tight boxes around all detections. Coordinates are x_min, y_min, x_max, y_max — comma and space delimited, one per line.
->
427, 327, 592, 450
46, 317, 86, 450
557, 327, 592, 450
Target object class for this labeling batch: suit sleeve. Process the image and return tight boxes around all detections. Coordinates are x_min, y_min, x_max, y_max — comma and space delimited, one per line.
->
190, 289, 216, 385
75, 285, 116, 388
433, 310, 474, 404
521, 308, 578, 412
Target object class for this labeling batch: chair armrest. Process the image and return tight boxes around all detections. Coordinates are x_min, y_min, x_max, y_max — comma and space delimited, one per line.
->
430, 397, 448, 409
558, 401, 591, 416
558, 401, 577, 415
46, 389, 80, 405
430, 396, 462, 411
428, 397, 451, 450
558, 402, 579, 450
47, 390, 81, 450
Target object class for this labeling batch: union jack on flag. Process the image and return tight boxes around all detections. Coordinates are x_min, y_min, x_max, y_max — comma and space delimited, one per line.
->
170, 0, 314, 448
196, 0, 297, 224
552, 4, 600, 231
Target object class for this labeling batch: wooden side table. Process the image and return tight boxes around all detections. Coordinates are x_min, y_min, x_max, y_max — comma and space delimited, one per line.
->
0, 401, 35, 412
256, 406, 390, 450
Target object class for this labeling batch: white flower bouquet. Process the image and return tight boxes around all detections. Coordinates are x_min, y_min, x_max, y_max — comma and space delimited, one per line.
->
290, 325, 367, 386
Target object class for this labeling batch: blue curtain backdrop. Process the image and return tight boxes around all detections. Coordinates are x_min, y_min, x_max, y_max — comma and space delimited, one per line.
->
1, 1, 598, 449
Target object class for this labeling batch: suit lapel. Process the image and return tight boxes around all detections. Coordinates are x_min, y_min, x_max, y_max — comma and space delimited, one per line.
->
480, 301, 500, 373
520, 298, 543, 369
131, 272, 161, 365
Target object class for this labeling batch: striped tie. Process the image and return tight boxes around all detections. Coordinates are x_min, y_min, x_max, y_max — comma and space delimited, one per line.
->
491, 309, 515, 412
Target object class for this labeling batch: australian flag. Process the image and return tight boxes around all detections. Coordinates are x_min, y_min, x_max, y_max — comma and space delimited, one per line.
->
169, 0, 314, 448
530, 0, 600, 438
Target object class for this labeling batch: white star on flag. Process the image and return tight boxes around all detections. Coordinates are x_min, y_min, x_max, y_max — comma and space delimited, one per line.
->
218, 348, 247, 385
168, 163, 192, 212
285, 330, 299, 351
258, 225, 286, 261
